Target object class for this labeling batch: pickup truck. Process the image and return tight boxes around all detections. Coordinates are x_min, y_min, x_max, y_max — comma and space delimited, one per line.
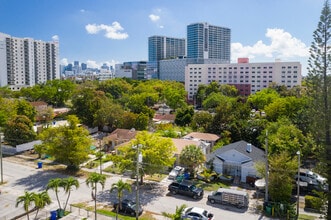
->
207, 188, 249, 208
168, 180, 204, 200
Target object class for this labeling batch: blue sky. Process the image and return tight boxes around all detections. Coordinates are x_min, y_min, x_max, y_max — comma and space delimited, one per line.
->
0, 0, 325, 75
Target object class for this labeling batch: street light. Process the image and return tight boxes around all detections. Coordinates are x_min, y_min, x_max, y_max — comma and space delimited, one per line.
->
297, 151, 301, 218
134, 144, 143, 220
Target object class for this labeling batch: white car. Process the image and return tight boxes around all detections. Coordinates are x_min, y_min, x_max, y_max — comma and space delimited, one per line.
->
181, 207, 214, 220
168, 166, 184, 180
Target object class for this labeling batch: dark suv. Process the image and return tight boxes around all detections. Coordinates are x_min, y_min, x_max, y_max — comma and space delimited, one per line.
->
168, 180, 204, 199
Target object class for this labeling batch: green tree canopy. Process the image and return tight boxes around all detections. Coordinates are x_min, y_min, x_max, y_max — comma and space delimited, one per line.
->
4, 115, 36, 146
247, 88, 280, 110
112, 131, 176, 183
260, 118, 316, 158
38, 115, 92, 170
268, 152, 297, 203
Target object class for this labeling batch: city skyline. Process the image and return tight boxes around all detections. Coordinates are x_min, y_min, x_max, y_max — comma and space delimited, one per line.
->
0, 0, 325, 75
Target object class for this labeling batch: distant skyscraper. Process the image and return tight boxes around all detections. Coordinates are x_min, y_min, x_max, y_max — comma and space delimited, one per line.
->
81, 63, 87, 70
0, 32, 59, 90
187, 22, 231, 62
148, 36, 186, 79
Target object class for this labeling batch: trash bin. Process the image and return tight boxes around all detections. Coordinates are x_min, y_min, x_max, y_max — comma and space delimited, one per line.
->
37, 161, 43, 169
265, 205, 272, 216
50, 210, 57, 220
57, 209, 64, 218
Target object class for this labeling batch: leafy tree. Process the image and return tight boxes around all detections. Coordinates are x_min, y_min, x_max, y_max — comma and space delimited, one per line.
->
98, 78, 133, 100
268, 152, 297, 203
0, 98, 17, 127
112, 131, 176, 184
38, 115, 92, 170
42, 79, 75, 107
15, 99, 37, 122
161, 204, 187, 220
71, 81, 108, 127
19, 85, 43, 102
306, 1, 331, 216
179, 145, 205, 175
94, 98, 124, 131
247, 88, 280, 110
33, 191, 51, 219
15, 191, 36, 220
175, 106, 194, 127
110, 179, 132, 220
259, 118, 315, 158
4, 115, 36, 146
86, 172, 106, 220
202, 92, 225, 110
191, 111, 213, 132
163, 83, 187, 110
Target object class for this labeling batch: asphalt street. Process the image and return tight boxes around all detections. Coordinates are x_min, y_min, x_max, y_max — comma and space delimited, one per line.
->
0, 156, 320, 220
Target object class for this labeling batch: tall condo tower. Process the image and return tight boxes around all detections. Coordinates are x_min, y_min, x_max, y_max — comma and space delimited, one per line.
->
187, 22, 231, 62
0, 32, 59, 91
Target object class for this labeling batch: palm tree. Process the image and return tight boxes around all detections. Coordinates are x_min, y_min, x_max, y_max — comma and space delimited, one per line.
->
179, 144, 206, 176
86, 172, 106, 220
15, 191, 36, 220
33, 191, 52, 219
46, 178, 64, 210
161, 204, 187, 220
110, 179, 132, 220
62, 177, 79, 212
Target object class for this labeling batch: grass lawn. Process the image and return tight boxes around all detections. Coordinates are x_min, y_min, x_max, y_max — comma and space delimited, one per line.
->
298, 214, 318, 220
72, 202, 157, 220
195, 180, 230, 191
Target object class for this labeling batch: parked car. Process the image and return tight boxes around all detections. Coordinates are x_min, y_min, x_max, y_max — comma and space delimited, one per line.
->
168, 180, 204, 199
168, 166, 185, 180
181, 206, 214, 220
113, 199, 143, 216
207, 188, 249, 208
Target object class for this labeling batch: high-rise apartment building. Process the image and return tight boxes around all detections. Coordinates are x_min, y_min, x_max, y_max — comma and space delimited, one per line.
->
185, 58, 302, 101
0, 32, 59, 90
187, 22, 231, 62
148, 36, 186, 61
148, 35, 186, 79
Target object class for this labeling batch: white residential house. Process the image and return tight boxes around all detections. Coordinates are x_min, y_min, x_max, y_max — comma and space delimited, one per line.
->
207, 140, 266, 183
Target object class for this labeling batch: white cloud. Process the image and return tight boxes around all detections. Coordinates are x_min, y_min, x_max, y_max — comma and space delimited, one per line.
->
231, 28, 309, 62
85, 22, 129, 40
60, 58, 68, 66
149, 14, 160, 22
86, 59, 119, 69
80, 9, 85, 13
52, 35, 59, 41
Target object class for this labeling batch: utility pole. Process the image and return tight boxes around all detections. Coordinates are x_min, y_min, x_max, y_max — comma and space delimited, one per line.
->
135, 144, 142, 220
265, 130, 268, 204
296, 151, 301, 218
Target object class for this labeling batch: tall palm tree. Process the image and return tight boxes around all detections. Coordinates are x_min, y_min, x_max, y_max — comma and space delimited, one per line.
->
62, 177, 79, 212
86, 172, 106, 220
110, 179, 132, 220
33, 191, 52, 219
46, 178, 63, 210
15, 191, 36, 220
161, 204, 187, 220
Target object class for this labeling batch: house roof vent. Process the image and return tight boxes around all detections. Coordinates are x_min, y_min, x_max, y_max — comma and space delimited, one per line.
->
246, 143, 252, 153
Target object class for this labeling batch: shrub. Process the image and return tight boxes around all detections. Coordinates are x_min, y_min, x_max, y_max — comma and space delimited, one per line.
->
305, 195, 323, 212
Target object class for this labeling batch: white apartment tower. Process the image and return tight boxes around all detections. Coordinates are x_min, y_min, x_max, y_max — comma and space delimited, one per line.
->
0, 32, 59, 90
